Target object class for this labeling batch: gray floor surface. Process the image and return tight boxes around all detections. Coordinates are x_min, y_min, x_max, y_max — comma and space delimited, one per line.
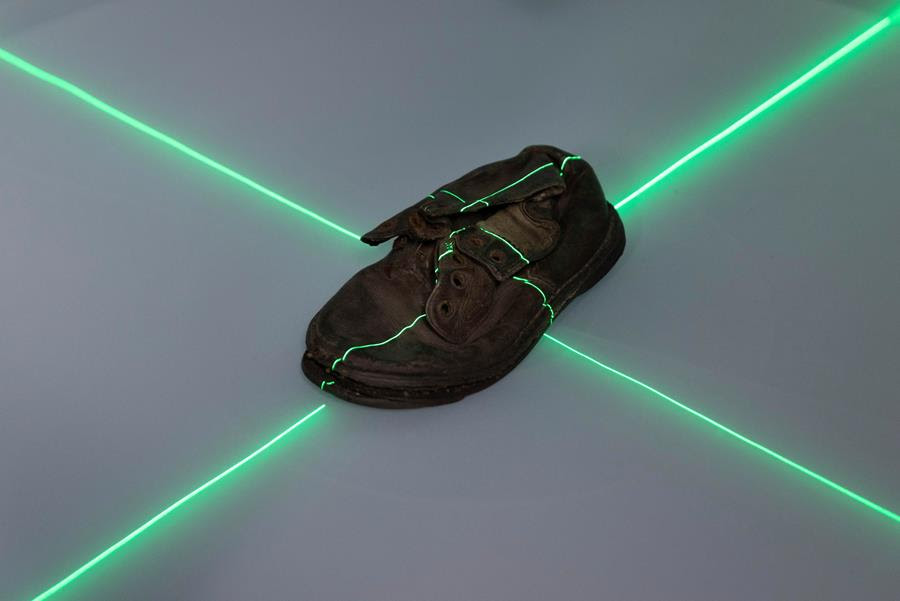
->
1, 0, 898, 599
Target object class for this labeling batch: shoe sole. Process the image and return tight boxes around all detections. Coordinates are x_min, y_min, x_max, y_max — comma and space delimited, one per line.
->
302, 203, 626, 409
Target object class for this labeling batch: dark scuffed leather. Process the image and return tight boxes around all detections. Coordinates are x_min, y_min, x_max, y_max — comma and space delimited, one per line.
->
426, 248, 494, 344
303, 144, 626, 408
421, 152, 565, 218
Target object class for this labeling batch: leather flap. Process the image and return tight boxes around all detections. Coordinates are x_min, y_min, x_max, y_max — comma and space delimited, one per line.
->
454, 199, 560, 281
361, 202, 451, 246
425, 246, 494, 344
361, 146, 572, 246
420, 151, 566, 218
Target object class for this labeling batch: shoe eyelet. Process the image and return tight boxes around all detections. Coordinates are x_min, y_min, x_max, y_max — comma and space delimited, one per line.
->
489, 249, 505, 263
450, 271, 467, 288
438, 300, 453, 316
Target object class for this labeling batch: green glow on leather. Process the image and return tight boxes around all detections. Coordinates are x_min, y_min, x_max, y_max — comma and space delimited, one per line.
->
434, 241, 455, 283
459, 199, 489, 211
542, 334, 900, 524
459, 162, 556, 212
559, 154, 582, 175
330, 313, 427, 371
439, 189, 466, 203
320, 380, 335, 390
478, 227, 530, 264
28, 404, 326, 601
612, 15, 893, 210
0, 47, 360, 242
434, 248, 452, 278
512, 276, 555, 322
441, 154, 579, 209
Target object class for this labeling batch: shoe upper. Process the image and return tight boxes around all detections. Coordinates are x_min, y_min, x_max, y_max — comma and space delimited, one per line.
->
304, 144, 618, 393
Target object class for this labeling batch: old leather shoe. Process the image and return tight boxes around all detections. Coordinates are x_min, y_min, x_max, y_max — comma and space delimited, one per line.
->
302, 145, 625, 408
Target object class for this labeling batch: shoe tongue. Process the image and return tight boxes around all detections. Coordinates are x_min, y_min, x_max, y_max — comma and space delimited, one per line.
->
420, 151, 566, 218
361, 146, 568, 246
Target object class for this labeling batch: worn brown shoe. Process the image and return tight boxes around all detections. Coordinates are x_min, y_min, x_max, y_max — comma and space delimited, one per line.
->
302, 145, 625, 408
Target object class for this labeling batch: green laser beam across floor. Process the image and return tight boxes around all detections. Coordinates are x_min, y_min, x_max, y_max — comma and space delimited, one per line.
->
6, 8, 899, 601
542, 336, 900, 524
612, 15, 893, 210
28, 404, 325, 601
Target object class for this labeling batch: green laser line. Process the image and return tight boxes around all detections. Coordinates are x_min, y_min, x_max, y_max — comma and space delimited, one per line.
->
559, 154, 581, 175
330, 313, 427, 371
439, 189, 466, 203
479, 227, 530, 263
459, 161, 556, 212
444, 154, 579, 210
542, 334, 900, 524
28, 403, 326, 601
612, 15, 893, 210
0, 48, 360, 241
512, 276, 555, 322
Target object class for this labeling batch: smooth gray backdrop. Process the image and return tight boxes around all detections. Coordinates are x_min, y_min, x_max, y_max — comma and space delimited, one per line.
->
1, 0, 898, 599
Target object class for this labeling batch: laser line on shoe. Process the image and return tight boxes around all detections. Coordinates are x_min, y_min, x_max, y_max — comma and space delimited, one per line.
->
434, 241, 455, 283
612, 14, 894, 210
559, 155, 582, 175
541, 334, 900, 525
459, 161, 557, 212
440, 189, 466, 203
437, 246, 454, 262
513, 276, 555, 322
28, 404, 327, 601
439, 154, 580, 211
0, 48, 359, 241
329, 313, 427, 372
478, 227, 530, 264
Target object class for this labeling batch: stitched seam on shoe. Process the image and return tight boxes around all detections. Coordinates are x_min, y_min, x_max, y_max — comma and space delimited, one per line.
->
328, 313, 428, 372
512, 276, 554, 323
478, 227, 529, 264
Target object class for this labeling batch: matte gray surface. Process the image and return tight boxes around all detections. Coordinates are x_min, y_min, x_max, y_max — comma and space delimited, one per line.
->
1, 1, 899, 599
